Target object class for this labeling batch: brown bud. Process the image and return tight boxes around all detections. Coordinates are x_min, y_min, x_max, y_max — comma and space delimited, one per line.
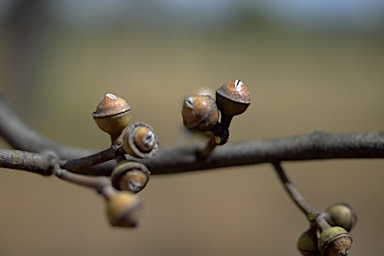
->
106, 191, 142, 228
92, 93, 131, 140
182, 95, 219, 132
111, 161, 150, 193
123, 122, 158, 159
215, 79, 251, 117
318, 226, 352, 256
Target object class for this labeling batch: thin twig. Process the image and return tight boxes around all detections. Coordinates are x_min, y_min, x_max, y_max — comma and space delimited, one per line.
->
199, 136, 218, 159
53, 163, 111, 195
272, 162, 317, 216
60, 145, 119, 172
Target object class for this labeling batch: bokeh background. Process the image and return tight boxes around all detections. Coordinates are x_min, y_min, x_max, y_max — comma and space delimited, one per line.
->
0, 0, 383, 255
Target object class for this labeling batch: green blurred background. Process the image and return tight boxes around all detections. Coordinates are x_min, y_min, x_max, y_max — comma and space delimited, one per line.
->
0, 1, 383, 255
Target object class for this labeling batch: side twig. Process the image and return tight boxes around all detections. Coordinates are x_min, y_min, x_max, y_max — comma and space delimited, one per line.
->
272, 162, 317, 216
60, 144, 123, 173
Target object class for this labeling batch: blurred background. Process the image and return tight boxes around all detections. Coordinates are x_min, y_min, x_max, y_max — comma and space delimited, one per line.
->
0, 0, 383, 255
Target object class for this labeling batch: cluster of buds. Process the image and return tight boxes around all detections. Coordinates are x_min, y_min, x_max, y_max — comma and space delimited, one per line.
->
297, 203, 357, 256
92, 93, 159, 227
181, 80, 251, 153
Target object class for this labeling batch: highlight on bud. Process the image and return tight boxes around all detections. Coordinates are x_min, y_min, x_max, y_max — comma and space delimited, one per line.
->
123, 122, 159, 159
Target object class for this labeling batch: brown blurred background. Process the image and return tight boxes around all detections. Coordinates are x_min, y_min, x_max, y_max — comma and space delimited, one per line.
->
0, 1, 383, 255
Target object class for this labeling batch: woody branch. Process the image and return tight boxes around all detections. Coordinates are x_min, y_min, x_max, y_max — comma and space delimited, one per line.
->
0, 96, 383, 176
